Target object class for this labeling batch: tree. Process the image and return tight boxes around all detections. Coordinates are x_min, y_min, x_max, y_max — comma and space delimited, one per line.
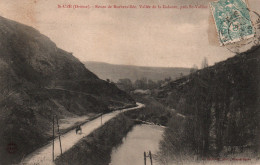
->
201, 57, 208, 69
190, 64, 198, 73
147, 79, 157, 89
116, 78, 133, 92
134, 77, 148, 89
164, 77, 172, 82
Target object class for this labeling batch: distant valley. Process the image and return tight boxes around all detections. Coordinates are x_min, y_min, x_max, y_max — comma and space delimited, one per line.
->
84, 61, 190, 82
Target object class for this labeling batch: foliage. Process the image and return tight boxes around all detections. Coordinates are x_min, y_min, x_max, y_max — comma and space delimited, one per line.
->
190, 64, 198, 73
0, 89, 47, 165
156, 47, 260, 163
116, 76, 177, 93
201, 57, 209, 69
126, 95, 175, 126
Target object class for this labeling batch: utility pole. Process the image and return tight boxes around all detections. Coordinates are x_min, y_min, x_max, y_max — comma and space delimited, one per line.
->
144, 152, 146, 165
149, 151, 153, 165
101, 114, 103, 125
56, 116, 63, 155
144, 151, 153, 165
52, 116, 55, 162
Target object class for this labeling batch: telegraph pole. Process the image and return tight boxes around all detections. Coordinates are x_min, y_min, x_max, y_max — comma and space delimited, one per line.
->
144, 152, 146, 165
144, 151, 153, 165
56, 116, 63, 155
149, 151, 153, 165
101, 114, 103, 125
52, 116, 55, 161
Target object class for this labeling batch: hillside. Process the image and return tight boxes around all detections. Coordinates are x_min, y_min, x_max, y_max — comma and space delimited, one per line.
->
84, 61, 190, 82
0, 16, 135, 164
155, 45, 260, 159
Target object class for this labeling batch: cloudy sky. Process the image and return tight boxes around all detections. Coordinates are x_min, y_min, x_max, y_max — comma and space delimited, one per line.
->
0, 0, 259, 67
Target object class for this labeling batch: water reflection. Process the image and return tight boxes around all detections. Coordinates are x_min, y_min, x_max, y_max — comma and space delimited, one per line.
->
110, 124, 164, 165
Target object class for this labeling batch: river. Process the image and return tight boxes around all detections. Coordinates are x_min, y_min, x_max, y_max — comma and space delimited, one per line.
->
110, 124, 164, 165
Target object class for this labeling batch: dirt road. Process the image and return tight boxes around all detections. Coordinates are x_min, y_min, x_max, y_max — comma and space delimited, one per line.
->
21, 103, 144, 165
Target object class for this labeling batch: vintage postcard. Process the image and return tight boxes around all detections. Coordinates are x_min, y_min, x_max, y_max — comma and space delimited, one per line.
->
0, 0, 259, 165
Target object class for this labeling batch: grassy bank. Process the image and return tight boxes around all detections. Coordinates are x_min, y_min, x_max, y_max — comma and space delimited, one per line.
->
55, 113, 135, 165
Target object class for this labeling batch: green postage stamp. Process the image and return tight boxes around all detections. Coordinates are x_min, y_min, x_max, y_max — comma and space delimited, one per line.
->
210, 0, 255, 46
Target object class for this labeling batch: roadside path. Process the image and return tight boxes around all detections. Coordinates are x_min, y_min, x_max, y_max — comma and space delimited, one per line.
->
21, 103, 144, 165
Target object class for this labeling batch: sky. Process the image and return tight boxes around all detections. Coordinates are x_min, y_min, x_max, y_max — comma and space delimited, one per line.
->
0, 0, 259, 68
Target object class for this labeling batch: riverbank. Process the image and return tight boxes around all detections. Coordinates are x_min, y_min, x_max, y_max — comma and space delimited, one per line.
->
55, 98, 174, 165
21, 103, 143, 165
55, 113, 136, 165
110, 124, 164, 165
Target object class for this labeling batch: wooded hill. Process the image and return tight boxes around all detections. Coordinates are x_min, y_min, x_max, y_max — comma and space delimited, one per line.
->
156, 45, 260, 158
0, 16, 135, 164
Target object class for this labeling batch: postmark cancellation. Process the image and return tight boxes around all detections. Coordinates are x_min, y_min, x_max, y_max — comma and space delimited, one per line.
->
210, 0, 255, 46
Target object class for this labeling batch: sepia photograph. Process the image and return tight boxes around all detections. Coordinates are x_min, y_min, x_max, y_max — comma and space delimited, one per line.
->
0, 0, 259, 164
